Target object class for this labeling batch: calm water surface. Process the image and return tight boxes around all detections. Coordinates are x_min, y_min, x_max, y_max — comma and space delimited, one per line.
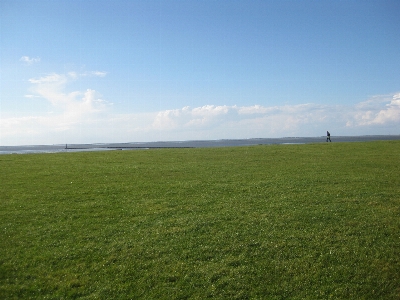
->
1, 135, 399, 155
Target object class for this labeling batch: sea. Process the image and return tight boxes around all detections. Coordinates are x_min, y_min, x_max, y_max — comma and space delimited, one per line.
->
1, 135, 399, 155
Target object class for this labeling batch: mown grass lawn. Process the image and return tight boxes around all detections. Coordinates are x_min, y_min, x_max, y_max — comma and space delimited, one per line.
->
1, 141, 399, 299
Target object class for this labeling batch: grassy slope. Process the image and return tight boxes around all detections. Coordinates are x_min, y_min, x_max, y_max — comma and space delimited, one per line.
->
0, 141, 399, 299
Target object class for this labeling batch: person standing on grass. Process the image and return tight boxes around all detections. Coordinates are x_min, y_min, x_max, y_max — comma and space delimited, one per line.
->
326, 131, 331, 142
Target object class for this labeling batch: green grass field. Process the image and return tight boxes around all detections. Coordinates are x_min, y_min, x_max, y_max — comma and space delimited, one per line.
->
1, 141, 399, 299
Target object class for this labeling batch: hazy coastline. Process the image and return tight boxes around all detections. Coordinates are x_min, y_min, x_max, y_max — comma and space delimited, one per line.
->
1, 135, 399, 155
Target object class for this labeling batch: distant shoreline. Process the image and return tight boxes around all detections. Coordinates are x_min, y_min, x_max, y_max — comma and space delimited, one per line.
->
1, 135, 399, 155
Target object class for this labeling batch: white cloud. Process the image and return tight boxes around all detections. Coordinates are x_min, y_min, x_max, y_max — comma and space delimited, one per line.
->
28, 72, 110, 113
9, 71, 111, 139
1, 88, 399, 145
91, 71, 107, 77
238, 105, 273, 114
371, 93, 400, 124
350, 93, 400, 126
139, 96, 399, 141
192, 105, 230, 116
20, 56, 40, 65
67, 72, 78, 79
29, 73, 64, 84
67, 71, 107, 79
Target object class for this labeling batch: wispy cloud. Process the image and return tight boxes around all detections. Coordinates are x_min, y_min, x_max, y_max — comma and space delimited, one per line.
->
24, 71, 111, 133
67, 71, 107, 79
90, 71, 107, 77
29, 73, 64, 84
24, 94, 41, 98
20, 56, 40, 65
1, 87, 399, 145
347, 93, 400, 126
104, 95, 399, 143
145, 103, 330, 140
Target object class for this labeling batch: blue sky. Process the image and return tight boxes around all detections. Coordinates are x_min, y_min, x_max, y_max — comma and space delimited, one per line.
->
1, 0, 399, 145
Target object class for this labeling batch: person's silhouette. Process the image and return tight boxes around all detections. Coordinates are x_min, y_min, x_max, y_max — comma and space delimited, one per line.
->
326, 131, 331, 142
